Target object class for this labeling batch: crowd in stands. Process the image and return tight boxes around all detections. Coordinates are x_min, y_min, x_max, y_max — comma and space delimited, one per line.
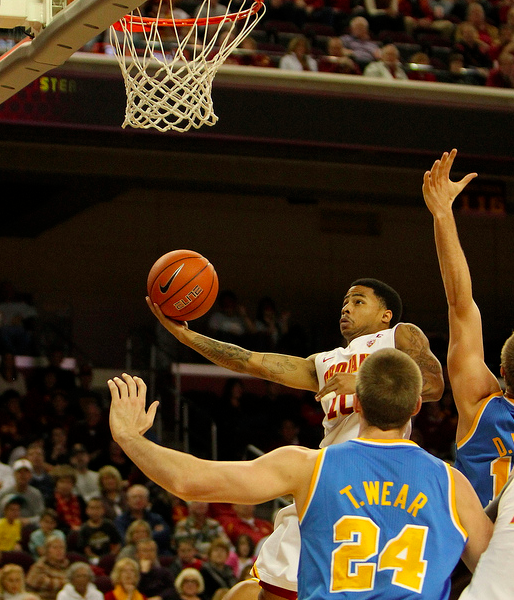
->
66, 0, 514, 87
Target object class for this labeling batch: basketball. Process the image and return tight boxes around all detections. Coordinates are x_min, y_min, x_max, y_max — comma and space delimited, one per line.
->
147, 250, 219, 321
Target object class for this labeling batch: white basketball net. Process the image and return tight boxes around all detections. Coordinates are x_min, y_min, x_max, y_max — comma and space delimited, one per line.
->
110, 0, 265, 132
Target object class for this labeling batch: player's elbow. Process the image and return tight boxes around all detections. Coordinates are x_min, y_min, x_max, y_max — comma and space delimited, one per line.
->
422, 374, 445, 402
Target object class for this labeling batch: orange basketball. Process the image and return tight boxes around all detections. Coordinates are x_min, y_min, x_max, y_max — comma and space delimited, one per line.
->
147, 250, 218, 321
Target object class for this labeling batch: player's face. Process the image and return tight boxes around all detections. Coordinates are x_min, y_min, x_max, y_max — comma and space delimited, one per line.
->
340, 285, 391, 342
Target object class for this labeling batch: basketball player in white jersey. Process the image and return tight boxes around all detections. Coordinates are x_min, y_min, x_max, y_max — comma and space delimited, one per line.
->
147, 278, 444, 600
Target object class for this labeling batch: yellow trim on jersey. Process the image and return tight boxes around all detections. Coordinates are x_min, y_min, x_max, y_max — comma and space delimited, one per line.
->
356, 437, 419, 446
251, 563, 260, 579
445, 463, 468, 541
457, 393, 501, 449
298, 448, 327, 523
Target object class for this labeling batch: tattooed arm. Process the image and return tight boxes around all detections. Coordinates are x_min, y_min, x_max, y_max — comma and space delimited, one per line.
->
147, 297, 319, 391
395, 323, 444, 402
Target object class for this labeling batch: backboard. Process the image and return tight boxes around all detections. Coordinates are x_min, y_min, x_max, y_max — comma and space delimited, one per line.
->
0, 0, 148, 104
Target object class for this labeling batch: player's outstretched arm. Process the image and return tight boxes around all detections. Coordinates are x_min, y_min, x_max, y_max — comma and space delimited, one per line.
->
109, 373, 317, 506
453, 467, 493, 572
147, 297, 319, 391
395, 323, 444, 402
422, 150, 500, 437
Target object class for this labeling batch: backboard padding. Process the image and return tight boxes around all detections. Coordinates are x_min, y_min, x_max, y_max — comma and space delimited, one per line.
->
0, 0, 147, 104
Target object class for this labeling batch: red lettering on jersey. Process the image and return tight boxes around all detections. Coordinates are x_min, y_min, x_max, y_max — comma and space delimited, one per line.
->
326, 354, 370, 419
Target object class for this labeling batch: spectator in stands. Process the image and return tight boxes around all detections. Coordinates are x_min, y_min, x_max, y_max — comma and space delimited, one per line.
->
0, 440, 14, 493
0, 282, 38, 357
25, 369, 59, 428
341, 16, 381, 68
77, 497, 121, 562
26, 535, 69, 600
56, 562, 103, 600
45, 391, 76, 435
135, 539, 175, 600
174, 502, 229, 560
231, 534, 255, 580
450, 0, 494, 22
436, 51, 478, 82
69, 401, 109, 469
26, 443, 55, 506
207, 291, 255, 346
486, 49, 514, 84
117, 520, 153, 561
104, 558, 145, 600
407, 51, 438, 80
0, 496, 23, 551
97, 466, 127, 521
318, 37, 361, 73
171, 569, 204, 600
45, 428, 70, 467
69, 445, 99, 504
103, 441, 139, 483
28, 509, 66, 559
455, 1, 500, 47
200, 539, 236, 600
150, 489, 188, 530
115, 485, 170, 556
168, 538, 203, 582
453, 21, 493, 80
219, 505, 272, 547
0, 460, 45, 527
0, 391, 33, 449
279, 35, 319, 71
236, 37, 272, 68
490, 22, 514, 60
49, 465, 84, 534
363, 43, 408, 77
0, 564, 39, 600
0, 354, 27, 398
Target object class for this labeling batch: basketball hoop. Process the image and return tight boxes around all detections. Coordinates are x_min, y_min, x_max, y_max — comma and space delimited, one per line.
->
110, 0, 265, 132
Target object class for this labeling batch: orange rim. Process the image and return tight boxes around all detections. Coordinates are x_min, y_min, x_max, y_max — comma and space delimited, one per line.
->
112, 0, 265, 32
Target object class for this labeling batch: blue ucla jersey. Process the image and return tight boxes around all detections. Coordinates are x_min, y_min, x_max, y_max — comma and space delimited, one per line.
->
454, 393, 514, 507
298, 440, 467, 600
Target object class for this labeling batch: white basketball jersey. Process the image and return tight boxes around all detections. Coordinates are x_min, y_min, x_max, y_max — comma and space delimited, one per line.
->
314, 325, 400, 447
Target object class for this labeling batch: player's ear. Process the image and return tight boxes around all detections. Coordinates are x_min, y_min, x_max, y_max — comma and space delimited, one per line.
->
412, 397, 422, 417
382, 309, 393, 325
353, 394, 362, 414
500, 365, 505, 378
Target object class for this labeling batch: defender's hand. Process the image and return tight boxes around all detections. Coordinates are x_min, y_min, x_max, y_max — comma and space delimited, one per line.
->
422, 149, 477, 217
109, 373, 159, 443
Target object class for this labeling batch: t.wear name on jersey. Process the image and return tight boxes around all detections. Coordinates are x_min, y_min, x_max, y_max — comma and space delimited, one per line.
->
340, 480, 428, 517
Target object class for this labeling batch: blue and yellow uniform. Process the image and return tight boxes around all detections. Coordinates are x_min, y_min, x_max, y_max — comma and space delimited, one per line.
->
454, 393, 514, 507
298, 439, 467, 600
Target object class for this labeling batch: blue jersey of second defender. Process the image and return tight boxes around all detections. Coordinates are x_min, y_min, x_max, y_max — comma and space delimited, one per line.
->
298, 440, 467, 600
454, 393, 514, 507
